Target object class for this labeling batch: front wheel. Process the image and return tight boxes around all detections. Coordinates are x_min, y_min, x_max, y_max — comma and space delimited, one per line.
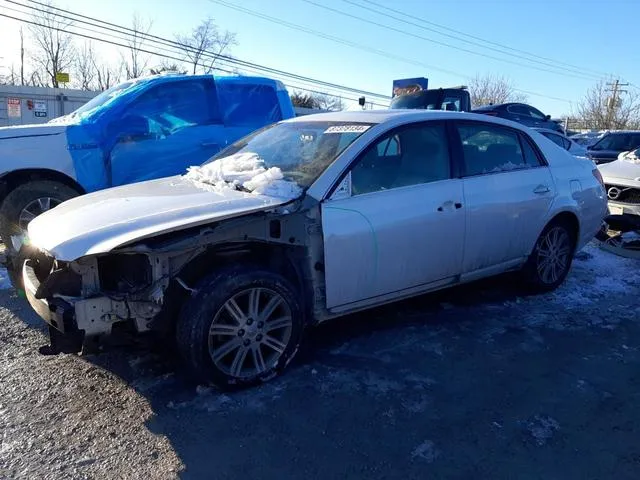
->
521, 221, 576, 293
176, 266, 305, 389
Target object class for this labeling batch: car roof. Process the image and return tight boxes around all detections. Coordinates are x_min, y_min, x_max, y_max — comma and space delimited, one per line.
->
282, 109, 534, 131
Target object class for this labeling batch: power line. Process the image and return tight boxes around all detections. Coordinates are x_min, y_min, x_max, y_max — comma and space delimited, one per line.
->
302, 0, 601, 82
348, 0, 613, 80
0, 5, 389, 107
208, 0, 573, 104
8, 0, 391, 101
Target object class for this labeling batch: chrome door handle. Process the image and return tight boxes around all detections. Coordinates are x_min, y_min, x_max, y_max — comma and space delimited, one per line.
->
437, 201, 463, 212
533, 185, 551, 194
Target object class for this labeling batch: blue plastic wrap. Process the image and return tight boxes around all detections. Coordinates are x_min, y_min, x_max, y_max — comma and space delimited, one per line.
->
61, 74, 293, 191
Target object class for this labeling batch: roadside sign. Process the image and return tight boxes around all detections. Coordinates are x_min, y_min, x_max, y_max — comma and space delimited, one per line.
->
7, 98, 21, 118
34, 101, 47, 118
55, 72, 70, 83
392, 77, 429, 98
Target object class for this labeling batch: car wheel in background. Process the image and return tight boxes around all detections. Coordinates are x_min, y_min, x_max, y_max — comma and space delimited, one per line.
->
176, 266, 305, 389
0, 180, 79, 256
521, 220, 576, 293
1, 181, 79, 290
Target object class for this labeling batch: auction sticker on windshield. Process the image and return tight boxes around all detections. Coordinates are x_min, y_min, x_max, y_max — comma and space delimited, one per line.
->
324, 125, 370, 134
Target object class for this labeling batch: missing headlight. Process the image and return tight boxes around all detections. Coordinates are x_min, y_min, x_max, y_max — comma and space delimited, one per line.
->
98, 254, 152, 293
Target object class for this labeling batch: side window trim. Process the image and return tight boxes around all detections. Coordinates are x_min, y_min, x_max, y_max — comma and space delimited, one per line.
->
324, 120, 454, 199
453, 119, 547, 177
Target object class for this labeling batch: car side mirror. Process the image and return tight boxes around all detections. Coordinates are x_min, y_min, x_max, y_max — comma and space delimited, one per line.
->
545, 114, 551, 120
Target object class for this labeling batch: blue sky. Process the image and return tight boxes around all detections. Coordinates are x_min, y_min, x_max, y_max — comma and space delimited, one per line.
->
1, 0, 638, 116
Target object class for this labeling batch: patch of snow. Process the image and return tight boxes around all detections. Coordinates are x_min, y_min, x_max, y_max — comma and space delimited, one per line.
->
411, 440, 440, 462
524, 415, 559, 446
549, 243, 640, 307
0, 267, 12, 290
185, 152, 303, 200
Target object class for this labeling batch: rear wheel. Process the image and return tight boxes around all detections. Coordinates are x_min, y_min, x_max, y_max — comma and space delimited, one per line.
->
521, 220, 576, 293
176, 266, 305, 389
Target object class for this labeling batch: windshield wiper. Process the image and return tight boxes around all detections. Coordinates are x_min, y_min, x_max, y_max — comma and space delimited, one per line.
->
234, 183, 252, 193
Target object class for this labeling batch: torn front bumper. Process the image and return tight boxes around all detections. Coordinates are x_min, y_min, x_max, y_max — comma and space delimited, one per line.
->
23, 260, 75, 333
23, 260, 84, 353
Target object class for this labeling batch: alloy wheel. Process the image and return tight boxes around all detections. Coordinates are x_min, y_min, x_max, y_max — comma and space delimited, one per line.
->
536, 226, 572, 284
18, 197, 62, 232
208, 287, 293, 379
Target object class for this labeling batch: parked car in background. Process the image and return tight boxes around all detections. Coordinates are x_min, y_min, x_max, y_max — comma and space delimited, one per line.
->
0, 73, 295, 258
533, 128, 587, 157
21, 110, 607, 387
598, 146, 640, 216
585, 130, 640, 165
472, 102, 564, 133
570, 131, 607, 147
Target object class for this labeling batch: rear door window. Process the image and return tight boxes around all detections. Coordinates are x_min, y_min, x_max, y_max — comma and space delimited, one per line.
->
457, 122, 532, 175
507, 105, 530, 116
542, 132, 565, 148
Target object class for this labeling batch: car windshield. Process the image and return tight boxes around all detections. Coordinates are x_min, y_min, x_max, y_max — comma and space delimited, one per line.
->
67, 81, 135, 119
186, 120, 373, 198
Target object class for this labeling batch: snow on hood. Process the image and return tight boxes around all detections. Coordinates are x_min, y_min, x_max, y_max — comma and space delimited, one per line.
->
0, 123, 67, 140
598, 159, 640, 187
185, 152, 303, 200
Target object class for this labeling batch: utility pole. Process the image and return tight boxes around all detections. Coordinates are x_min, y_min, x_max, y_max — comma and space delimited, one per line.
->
605, 79, 628, 129
20, 27, 24, 86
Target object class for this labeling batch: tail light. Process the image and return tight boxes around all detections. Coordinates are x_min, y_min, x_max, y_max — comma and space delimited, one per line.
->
592, 168, 605, 188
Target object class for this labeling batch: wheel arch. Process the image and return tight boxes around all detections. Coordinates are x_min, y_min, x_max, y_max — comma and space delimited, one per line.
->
156, 241, 310, 335
547, 210, 580, 246
0, 169, 85, 204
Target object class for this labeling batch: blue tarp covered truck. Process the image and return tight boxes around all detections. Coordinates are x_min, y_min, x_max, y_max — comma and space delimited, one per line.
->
0, 74, 295, 255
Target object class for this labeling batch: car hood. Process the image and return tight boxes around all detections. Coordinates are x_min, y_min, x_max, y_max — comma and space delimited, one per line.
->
0, 123, 67, 140
27, 175, 294, 261
598, 159, 640, 188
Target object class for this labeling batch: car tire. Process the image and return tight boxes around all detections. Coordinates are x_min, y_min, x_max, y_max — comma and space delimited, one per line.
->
0, 180, 79, 253
521, 220, 576, 293
175, 266, 305, 389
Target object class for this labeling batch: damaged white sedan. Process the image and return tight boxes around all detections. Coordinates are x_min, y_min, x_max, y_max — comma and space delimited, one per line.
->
22, 110, 607, 387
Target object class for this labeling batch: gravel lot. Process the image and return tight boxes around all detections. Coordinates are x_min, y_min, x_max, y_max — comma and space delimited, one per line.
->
1, 243, 640, 479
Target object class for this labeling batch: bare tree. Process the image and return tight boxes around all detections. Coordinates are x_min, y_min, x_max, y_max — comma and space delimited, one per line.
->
122, 13, 153, 79
28, 1, 75, 87
290, 91, 317, 109
75, 42, 96, 90
468, 73, 527, 107
290, 91, 344, 111
149, 61, 187, 75
176, 17, 236, 74
313, 93, 345, 111
92, 58, 121, 91
573, 80, 640, 130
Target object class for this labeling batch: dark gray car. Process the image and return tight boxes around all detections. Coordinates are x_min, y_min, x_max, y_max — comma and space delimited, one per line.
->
586, 131, 640, 164
472, 103, 564, 133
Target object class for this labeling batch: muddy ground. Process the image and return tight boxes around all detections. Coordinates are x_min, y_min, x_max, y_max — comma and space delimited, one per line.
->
1, 243, 639, 479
